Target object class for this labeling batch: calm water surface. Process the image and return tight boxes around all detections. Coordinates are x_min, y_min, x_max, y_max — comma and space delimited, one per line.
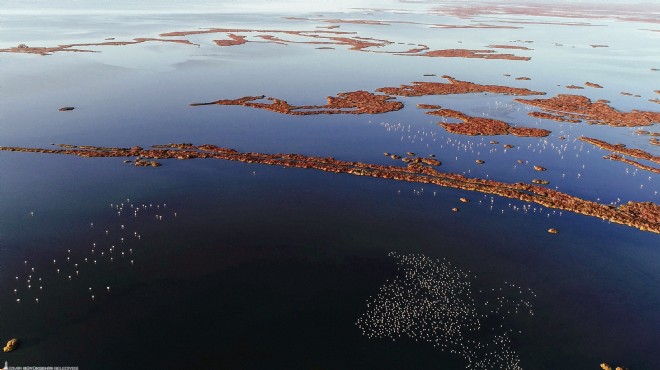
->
0, 2, 659, 369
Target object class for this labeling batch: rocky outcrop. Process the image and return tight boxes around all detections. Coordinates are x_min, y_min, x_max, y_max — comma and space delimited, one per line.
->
3, 338, 18, 352
600, 363, 628, 370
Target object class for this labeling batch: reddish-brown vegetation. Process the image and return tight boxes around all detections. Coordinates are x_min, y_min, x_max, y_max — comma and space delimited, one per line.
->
487, 44, 533, 50
377, 75, 545, 97
425, 108, 550, 137
213, 34, 247, 46
0, 38, 196, 55
581, 137, 660, 164
190, 91, 403, 115
516, 94, 660, 127
1, 143, 658, 233
585, 82, 603, 88
418, 49, 530, 61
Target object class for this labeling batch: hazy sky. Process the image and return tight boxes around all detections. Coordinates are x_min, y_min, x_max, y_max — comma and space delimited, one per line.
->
1, 0, 393, 14
2, 0, 655, 15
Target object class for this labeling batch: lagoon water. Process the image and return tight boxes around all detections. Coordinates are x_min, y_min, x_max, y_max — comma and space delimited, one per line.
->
1, 1, 659, 369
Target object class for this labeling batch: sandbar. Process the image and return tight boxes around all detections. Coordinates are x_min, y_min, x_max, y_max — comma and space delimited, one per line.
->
580, 136, 660, 174
424, 107, 550, 137
603, 155, 660, 175
516, 94, 660, 127
377, 75, 545, 97
486, 45, 533, 50
429, 2, 660, 24
285, 16, 522, 29
0, 38, 196, 55
190, 92, 403, 115
191, 76, 548, 137
213, 34, 247, 46
2, 143, 658, 234
417, 49, 530, 61
580, 137, 660, 164
2, 25, 532, 61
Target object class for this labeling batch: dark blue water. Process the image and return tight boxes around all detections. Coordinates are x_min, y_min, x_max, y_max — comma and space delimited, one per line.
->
1, 154, 658, 369
1, 4, 659, 369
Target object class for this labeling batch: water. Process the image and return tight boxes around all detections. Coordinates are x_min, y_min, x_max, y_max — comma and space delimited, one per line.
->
1, 1, 659, 369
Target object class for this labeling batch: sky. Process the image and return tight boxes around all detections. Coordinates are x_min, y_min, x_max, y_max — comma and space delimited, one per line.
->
0, 0, 394, 14
1, 0, 656, 15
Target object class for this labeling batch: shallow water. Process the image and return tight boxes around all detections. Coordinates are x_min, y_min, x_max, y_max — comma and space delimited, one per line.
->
1, 1, 659, 369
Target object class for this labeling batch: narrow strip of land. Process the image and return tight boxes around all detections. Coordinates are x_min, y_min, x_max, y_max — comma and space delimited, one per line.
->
1, 143, 658, 233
